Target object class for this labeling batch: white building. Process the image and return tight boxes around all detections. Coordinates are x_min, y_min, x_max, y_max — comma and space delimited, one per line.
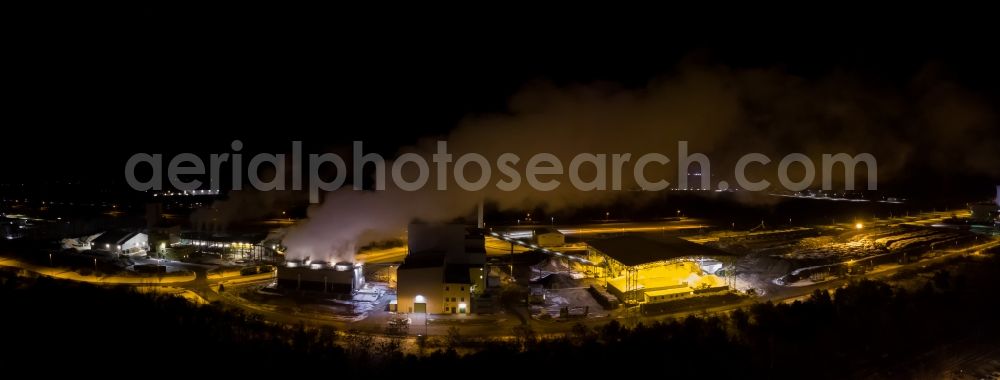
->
92, 231, 148, 256
60, 231, 104, 251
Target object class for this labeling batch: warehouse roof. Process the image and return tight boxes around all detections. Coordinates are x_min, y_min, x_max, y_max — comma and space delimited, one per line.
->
587, 235, 733, 267
92, 231, 141, 247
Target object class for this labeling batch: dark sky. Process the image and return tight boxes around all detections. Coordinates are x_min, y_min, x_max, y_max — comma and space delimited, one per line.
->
5, 16, 1000, 197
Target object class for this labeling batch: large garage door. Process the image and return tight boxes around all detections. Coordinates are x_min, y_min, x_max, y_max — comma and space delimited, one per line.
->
414, 303, 426, 314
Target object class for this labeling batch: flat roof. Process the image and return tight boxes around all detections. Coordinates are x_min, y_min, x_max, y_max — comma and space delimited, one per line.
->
608, 277, 688, 292
180, 231, 269, 243
588, 235, 733, 267
647, 287, 694, 297
92, 231, 140, 246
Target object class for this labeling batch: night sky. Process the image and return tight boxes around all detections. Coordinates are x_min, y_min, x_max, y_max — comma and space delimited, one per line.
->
5, 14, 1000, 378
5, 17, 1000, 200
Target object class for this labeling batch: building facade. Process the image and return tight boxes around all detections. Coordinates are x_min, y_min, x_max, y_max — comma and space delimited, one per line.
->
396, 223, 486, 315
535, 228, 565, 247
92, 231, 148, 256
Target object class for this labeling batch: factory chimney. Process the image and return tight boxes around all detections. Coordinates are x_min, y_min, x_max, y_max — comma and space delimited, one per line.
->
477, 200, 484, 229
995, 185, 1000, 207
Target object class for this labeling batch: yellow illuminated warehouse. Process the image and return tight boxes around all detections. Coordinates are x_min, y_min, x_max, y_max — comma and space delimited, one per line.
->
587, 235, 734, 305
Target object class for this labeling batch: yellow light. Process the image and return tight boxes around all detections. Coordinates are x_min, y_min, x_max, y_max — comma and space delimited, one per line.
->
855, 223, 864, 229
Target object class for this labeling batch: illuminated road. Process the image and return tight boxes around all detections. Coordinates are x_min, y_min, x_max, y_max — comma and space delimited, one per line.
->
826, 209, 971, 229
0, 256, 197, 284
354, 246, 408, 264
550, 219, 709, 235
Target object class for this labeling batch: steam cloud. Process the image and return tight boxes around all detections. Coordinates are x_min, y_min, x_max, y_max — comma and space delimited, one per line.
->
222, 63, 1000, 263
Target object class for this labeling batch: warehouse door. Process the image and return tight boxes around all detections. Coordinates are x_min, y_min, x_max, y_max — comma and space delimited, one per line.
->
414, 303, 426, 314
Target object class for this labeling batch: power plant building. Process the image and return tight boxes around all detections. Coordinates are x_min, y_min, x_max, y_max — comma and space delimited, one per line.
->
396, 224, 486, 315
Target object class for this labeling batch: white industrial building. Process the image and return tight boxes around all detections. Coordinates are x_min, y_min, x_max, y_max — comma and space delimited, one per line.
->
91, 231, 149, 256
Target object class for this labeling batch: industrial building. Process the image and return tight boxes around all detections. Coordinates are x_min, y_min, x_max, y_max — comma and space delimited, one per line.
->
396, 223, 486, 315
969, 187, 1000, 226
179, 231, 267, 247
970, 203, 999, 224
60, 231, 103, 251
587, 235, 735, 305
176, 231, 277, 262
2, 217, 26, 240
405, 223, 486, 265
91, 230, 149, 256
278, 260, 364, 294
534, 228, 565, 247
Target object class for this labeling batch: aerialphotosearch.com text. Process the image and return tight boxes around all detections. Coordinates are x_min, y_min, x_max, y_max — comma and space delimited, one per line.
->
124, 140, 877, 203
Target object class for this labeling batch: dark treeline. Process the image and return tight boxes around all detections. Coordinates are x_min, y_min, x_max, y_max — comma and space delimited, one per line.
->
2, 253, 999, 378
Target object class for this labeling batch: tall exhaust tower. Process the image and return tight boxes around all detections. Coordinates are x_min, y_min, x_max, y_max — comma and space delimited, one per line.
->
996, 185, 1000, 207
477, 200, 484, 228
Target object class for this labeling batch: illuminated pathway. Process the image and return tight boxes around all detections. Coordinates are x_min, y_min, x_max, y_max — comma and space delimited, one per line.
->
552, 219, 709, 235
0, 256, 196, 284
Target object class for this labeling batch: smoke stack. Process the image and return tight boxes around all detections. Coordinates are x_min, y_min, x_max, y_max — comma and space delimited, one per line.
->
477, 200, 484, 229
996, 185, 1000, 207
145, 202, 161, 230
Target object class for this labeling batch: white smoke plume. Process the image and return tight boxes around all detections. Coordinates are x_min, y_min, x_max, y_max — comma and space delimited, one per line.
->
278, 63, 999, 262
